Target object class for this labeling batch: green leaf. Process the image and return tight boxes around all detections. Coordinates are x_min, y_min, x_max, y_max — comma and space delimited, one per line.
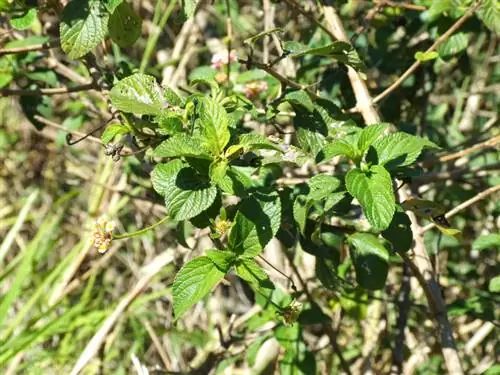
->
198, 97, 230, 155
101, 123, 129, 143
476, 0, 500, 35
181, 0, 200, 19
438, 32, 468, 57
189, 66, 217, 83
153, 134, 212, 159
489, 276, 500, 293
206, 249, 236, 272
238, 133, 282, 153
172, 256, 225, 318
357, 123, 391, 153
415, 51, 439, 62
59, 0, 109, 59
320, 139, 359, 162
108, 1, 142, 48
472, 233, 500, 251
369, 132, 439, 169
151, 160, 217, 221
285, 90, 314, 112
229, 192, 282, 257
11, 8, 37, 30
109, 73, 165, 115
285, 41, 366, 73
348, 233, 390, 290
382, 208, 413, 253
235, 259, 276, 302
104, 0, 124, 13
209, 160, 229, 185
346, 166, 395, 232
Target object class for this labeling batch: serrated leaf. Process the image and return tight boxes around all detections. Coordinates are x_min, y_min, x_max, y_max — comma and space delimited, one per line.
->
415, 51, 439, 62
172, 256, 225, 318
285, 41, 366, 73
11, 8, 37, 30
209, 160, 228, 185
60, 0, 109, 59
369, 132, 439, 169
206, 249, 236, 272
189, 66, 217, 83
238, 133, 282, 152
306, 174, 342, 201
319, 139, 359, 162
348, 233, 390, 290
101, 123, 129, 143
472, 233, 500, 251
476, 0, 500, 35
104, 0, 124, 13
346, 166, 395, 232
229, 192, 281, 257
151, 160, 217, 221
438, 32, 468, 57
108, 1, 142, 48
110, 73, 165, 115
382, 208, 413, 253
198, 97, 230, 155
235, 259, 276, 300
357, 123, 391, 153
153, 134, 212, 159
285, 90, 314, 112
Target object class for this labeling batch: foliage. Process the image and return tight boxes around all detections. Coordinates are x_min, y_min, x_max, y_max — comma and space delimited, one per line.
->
0, 0, 499, 374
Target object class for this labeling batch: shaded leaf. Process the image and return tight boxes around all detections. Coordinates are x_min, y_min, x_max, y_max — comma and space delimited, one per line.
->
348, 233, 390, 290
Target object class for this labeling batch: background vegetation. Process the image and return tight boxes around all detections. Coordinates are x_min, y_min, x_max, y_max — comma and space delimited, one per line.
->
0, 0, 499, 374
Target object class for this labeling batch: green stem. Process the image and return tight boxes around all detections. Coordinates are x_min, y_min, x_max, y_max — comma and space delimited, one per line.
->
113, 216, 170, 240
139, 0, 177, 73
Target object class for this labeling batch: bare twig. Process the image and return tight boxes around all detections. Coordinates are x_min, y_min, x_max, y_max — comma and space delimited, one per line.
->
421, 184, 500, 234
0, 39, 59, 56
0, 83, 95, 97
282, 0, 336, 40
372, 3, 480, 105
238, 58, 323, 100
439, 134, 500, 163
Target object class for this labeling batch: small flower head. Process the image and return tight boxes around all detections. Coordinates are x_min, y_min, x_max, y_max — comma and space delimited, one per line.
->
243, 80, 268, 99
92, 216, 116, 253
280, 300, 303, 326
211, 50, 238, 69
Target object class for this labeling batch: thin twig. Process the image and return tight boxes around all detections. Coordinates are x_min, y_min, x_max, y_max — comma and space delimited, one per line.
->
0, 39, 59, 56
375, 0, 426, 11
439, 134, 500, 163
0, 83, 95, 97
372, 3, 480, 105
282, 0, 336, 40
238, 58, 323, 100
420, 184, 500, 234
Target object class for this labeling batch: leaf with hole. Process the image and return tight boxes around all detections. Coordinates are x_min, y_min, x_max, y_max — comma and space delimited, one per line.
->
110, 73, 166, 115
108, 1, 142, 48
